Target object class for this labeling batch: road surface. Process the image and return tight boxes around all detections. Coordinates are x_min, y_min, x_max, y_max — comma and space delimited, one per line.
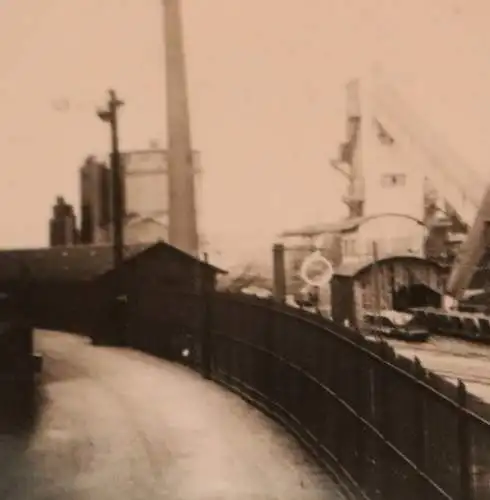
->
0, 330, 344, 499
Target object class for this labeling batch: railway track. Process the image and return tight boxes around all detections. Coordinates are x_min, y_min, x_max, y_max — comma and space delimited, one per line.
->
431, 368, 490, 388
388, 335, 490, 361
381, 334, 490, 402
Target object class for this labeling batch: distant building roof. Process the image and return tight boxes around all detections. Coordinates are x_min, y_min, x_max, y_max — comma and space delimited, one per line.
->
279, 213, 425, 238
125, 214, 167, 228
99, 213, 167, 231
334, 255, 443, 278
0, 241, 226, 283
0, 243, 150, 283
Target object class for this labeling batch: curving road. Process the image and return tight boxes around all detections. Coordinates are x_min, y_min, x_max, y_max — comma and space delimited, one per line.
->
0, 330, 344, 499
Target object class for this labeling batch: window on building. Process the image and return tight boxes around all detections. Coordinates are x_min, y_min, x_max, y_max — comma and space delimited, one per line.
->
342, 238, 350, 256
342, 237, 358, 257
381, 173, 406, 188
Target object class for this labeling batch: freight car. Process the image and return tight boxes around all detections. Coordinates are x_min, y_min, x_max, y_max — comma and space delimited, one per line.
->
410, 307, 490, 344
362, 310, 430, 342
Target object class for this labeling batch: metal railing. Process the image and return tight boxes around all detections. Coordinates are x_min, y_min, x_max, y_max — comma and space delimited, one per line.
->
108, 289, 490, 500
22, 285, 490, 499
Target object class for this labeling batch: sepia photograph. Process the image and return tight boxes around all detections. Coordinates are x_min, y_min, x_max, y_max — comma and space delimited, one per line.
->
0, 0, 488, 498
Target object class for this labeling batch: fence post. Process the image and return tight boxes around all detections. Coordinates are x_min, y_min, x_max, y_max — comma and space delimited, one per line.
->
354, 347, 366, 486
376, 341, 393, 499
262, 299, 276, 399
328, 336, 341, 462
458, 380, 473, 500
414, 357, 428, 499
200, 291, 212, 380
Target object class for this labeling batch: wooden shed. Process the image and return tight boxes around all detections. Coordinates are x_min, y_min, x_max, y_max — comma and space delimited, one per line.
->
0, 241, 226, 338
331, 255, 445, 329
91, 242, 226, 348
93, 241, 224, 295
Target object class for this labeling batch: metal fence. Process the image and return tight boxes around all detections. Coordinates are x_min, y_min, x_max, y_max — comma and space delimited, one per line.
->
120, 289, 490, 500
19, 285, 490, 499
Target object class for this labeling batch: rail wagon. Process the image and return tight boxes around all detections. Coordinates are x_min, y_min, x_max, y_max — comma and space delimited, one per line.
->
331, 255, 445, 330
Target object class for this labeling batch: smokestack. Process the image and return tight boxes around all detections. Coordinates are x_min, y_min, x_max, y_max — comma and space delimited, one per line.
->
346, 79, 361, 119
164, 0, 199, 256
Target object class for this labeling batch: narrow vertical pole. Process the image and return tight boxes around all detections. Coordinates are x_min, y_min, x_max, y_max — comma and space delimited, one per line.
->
201, 252, 212, 379
272, 243, 286, 302
458, 380, 473, 500
97, 89, 125, 269
414, 358, 428, 499
108, 90, 125, 270
97, 89, 126, 346
371, 241, 383, 340
354, 348, 366, 484
108, 91, 126, 347
372, 241, 381, 314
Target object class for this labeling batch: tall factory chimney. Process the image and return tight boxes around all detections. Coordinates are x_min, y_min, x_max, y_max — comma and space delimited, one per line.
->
164, 0, 199, 256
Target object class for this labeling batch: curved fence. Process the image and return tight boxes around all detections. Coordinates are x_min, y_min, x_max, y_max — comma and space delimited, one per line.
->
20, 285, 490, 500
112, 289, 490, 500
208, 293, 486, 500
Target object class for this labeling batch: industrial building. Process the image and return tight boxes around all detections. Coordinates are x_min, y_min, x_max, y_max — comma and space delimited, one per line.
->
277, 71, 490, 307
74, 147, 203, 248
79, 156, 111, 244
49, 196, 79, 247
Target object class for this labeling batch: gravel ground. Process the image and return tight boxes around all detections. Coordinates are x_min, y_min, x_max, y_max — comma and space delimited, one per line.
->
387, 336, 490, 402
0, 330, 345, 500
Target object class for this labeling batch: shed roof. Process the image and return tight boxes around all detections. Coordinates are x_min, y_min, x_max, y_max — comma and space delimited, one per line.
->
98, 240, 227, 278
334, 255, 443, 278
0, 241, 226, 283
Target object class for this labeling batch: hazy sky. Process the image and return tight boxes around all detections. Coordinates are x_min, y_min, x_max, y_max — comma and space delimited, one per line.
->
0, 0, 489, 263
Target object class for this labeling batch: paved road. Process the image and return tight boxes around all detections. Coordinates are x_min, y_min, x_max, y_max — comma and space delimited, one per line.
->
0, 330, 344, 499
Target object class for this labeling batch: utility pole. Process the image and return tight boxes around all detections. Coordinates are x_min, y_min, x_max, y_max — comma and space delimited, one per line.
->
97, 89, 126, 346
97, 89, 125, 269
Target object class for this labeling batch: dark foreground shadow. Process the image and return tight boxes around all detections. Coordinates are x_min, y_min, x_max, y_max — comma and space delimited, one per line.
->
0, 374, 47, 500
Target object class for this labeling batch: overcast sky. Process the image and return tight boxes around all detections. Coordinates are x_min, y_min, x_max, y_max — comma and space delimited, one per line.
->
0, 0, 489, 263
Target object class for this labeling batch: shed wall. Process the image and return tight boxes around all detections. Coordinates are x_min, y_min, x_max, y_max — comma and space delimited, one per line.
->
353, 259, 444, 329
331, 276, 355, 326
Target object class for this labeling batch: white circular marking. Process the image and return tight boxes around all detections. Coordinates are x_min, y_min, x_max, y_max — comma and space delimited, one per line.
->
299, 250, 333, 288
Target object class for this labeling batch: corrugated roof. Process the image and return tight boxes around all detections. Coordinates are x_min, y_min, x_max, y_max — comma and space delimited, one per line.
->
334, 255, 443, 278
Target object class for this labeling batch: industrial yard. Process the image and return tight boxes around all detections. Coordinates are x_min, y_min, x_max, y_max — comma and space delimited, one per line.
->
388, 336, 490, 402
